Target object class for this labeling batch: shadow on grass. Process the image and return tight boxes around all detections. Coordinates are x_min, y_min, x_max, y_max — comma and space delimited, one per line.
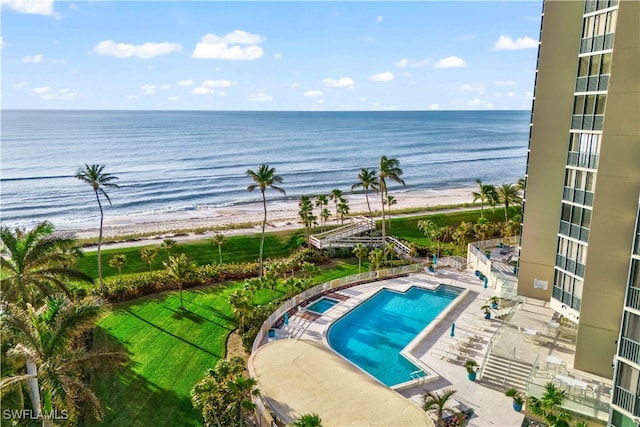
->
170, 307, 204, 324
88, 327, 202, 427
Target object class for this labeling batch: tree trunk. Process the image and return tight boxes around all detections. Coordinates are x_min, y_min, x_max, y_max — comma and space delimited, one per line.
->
95, 192, 106, 294
365, 189, 372, 218
259, 191, 267, 277
26, 358, 41, 418
380, 183, 387, 263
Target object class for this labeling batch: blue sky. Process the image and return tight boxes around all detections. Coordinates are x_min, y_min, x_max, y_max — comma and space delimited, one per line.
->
1, 1, 543, 111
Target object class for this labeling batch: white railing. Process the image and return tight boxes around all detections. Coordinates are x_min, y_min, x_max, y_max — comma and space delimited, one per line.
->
250, 263, 422, 354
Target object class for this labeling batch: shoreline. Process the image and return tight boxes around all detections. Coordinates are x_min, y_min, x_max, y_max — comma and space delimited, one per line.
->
65, 187, 476, 249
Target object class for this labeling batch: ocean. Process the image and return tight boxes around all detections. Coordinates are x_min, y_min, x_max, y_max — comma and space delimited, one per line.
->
1, 110, 529, 229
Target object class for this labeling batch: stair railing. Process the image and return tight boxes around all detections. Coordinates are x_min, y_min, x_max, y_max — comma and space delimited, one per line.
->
525, 353, 540, 395
502, 347, 517, 386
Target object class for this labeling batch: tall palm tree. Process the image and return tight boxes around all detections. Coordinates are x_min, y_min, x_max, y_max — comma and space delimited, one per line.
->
472, 179, 498, 219
496, 183, 522, 221
226, 374, 260, 427
246, 164, 286, 276
164, 253, 194, 310
108, 253, 127, 276
0, 221, 92, 306
378, 156, 405, 261
211, 234, 225, 265
298, 195, 316, 248
351, 168, 379, 218
140, 248, 157, 272
384, 194, 397, 231
314, 195, 329, 231
228, 289, 252, 332
422, 389, 461, 427
329, 189, 343, 224
1, 296, 125, 423
352, 243, 369, 274
75, 164, 120, 294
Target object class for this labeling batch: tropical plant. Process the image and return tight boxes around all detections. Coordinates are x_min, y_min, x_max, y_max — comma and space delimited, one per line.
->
75, 164, 120, 294
368, 248, 383, 271
314, 195, 329, 231
351, 167, 379, 219
246, 164, 286, 276
298, 195, 317, 248
140, 248, 157, 272
353, 243, 369, 273
161, 238, 177, 257
378, 156, 406, 262
191, 357, 259, 427
337, 197, 350, 225
108, 253, 127, 276
496, 183, 522, 221
0, 221, 92, 306
0, 296, 125, 423
529, 382, 572, 427
422, 389, 461, 427
505, 388, 524, 406
472, 179, 498, 219
211, 233, 226, 265
163, 253, 194, 309
464, 359, 478, 375
292, 413, 323, 427
329, 189, 343, 224
229, 289, 252, 332
516, 177, 526, 191
384, 194, 397, 231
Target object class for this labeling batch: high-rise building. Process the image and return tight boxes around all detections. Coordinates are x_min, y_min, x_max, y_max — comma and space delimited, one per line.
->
517, 0, 639, 424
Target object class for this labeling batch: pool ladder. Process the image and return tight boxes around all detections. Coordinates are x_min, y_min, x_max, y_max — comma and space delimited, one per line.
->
410, 369, 426, 384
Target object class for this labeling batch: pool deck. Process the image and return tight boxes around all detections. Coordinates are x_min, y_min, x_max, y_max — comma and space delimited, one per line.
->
250, 268, 530, 426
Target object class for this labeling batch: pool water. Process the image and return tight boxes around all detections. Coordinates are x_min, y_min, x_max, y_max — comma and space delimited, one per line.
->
307, 297, 339, 314
328, 286, 460, 386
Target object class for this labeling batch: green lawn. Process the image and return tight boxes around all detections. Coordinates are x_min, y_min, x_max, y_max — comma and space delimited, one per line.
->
88, 260, 358, 427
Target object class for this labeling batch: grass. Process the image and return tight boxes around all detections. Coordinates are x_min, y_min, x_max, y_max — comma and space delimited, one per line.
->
88, 260, 359, 427
75, 230, 304, 279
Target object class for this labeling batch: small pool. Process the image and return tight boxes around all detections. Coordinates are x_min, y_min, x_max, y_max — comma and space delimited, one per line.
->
307, 297, 340, 314
328, 285, 461, 387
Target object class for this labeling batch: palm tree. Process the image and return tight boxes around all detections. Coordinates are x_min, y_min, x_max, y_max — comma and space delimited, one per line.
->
226, 374, 260, 427
496, 183, 522, 221
378, 156, 406, 261
351, 168, 379, 218
0, 221, 92, 305
161, 238, 177, 258
422, 389, 461, 427
353, 243, 369, 273
368, 248, 383, 271
472, 179, 498, 219
529, 382, 573, 427
384, 194, 397, 231
75, 164, 120, 294
314, 195, 329, 231
108, 253, 127, 276
337, 197, 350, 225
292, 413, 323, 427
298, 195, 316, 248
246, 164, 286, 277
1, 296, 125, 423
140, 248, 157, 272
211, 234, 225, 265
163, 253, 194, 309
329, 189, 343, 224
228, 289, 252, 332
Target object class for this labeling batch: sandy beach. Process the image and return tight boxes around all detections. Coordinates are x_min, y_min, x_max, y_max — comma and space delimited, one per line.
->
67, 187, 476, 248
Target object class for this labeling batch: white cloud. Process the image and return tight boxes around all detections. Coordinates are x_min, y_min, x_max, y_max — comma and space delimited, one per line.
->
290, 83, 301, 89
376, 16, 383, 23
359, 97, 367, 102
22, 54, 43, 63
31, 86, 52, 95
0, 36, 4, 50
192, 30, 264, 60
178, 80, 194, 87
368, 71, 394, 82
322, 77, 354, 89
428, 104, 440, 110
433, 56, 467, 69
193, 87, 212, 95
395, 57, 429, 69
273, 53, 282, 60
2, 0, 54, 15
467, 98, 494, 109
247, 91, 272, 102
202, 79, 237, 88
304, 90, 323, 97
458, 84, 485, 94
94, 40, 183, 59
494, 80, 516, 86
140, 84, 157, 95
494, 35, 538, 51
14, 82, 28, 89
159, 84, 170, 90
168, 96, 179, 101
41, 88, 80, 100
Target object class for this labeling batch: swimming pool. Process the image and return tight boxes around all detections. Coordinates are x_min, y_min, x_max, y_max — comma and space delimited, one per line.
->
327, 285, 461, 387
307, 297, 339, 314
